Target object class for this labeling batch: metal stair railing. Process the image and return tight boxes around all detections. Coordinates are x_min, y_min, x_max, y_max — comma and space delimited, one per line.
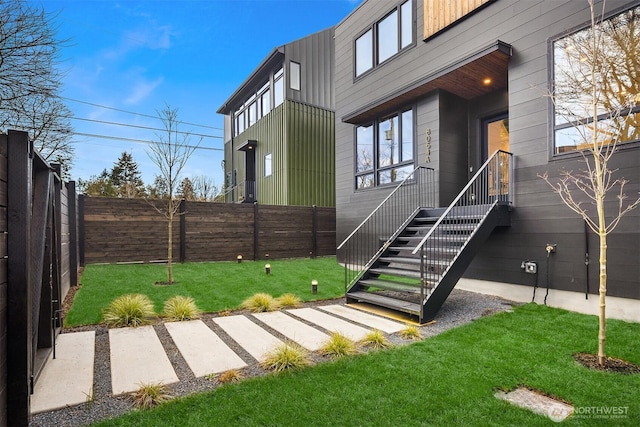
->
412, 150, 513, 310
337, 166, 436, 291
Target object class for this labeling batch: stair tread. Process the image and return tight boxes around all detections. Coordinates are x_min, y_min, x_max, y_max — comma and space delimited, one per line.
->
379, 256, 450, 267
370, 267, 440, 281
347, 291, 421, 314
358, 279, 421, 293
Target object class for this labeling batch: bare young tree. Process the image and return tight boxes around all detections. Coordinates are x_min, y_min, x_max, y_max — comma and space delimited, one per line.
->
540, 0, 640, 365
146, 104, 200, 284
0, 0, 74, 174
192, 174, 220, 202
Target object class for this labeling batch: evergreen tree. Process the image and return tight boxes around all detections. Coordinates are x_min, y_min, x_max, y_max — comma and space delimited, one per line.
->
110, 151, 145, 198
177, 177, 196, 201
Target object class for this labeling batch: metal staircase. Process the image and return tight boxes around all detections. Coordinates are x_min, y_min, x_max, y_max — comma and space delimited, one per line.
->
338, 150, 513, 323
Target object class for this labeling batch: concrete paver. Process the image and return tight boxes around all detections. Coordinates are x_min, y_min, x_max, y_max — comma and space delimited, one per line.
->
31, 331, 95, 414
495, 388, 574, 422
213, 315, 283, 362
287, 308, 371, 341
165, 320, 247, 377
109, 326, 179, 395
318, 304, 405, 333
252, 311, 330, 351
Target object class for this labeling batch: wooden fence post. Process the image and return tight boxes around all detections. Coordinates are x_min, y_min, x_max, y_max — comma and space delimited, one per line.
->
6, 130, 33, 425
67, 182, 79, 286
78, 195, 85, 268
179, 199, 186, 263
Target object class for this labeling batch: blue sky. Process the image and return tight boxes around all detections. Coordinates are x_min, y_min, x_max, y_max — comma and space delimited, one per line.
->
32, 0, 360, 188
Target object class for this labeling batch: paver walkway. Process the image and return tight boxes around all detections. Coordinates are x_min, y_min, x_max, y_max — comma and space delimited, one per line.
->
31, 306, 404, 414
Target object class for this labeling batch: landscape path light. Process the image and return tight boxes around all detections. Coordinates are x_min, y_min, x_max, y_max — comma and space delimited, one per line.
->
265, 264, 271, 275
237, 255, 243, 263
311, 279, 318, 294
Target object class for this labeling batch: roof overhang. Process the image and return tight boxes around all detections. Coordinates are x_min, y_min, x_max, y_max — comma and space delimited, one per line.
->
342, 40, 512, 124
237, 139, 257, 152
217, 47, 285, 115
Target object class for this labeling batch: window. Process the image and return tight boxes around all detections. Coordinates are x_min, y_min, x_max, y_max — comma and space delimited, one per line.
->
355, 108, 414, 189
355, 0, 413, 77
553, 5, 640, 154
233, 67, 283, 136
264, 153, 272, 177
274, 70, 284, 107
290, 61, 301, 91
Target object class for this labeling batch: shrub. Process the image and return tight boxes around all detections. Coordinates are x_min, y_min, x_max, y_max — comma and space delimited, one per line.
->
162, 296, 201, 321
276, 293, 302, 309
241, 293, 280, 313
359, 329, 392, 350
260, 342, 311, 373
217, 369, 244, 384
399, 325, 423, 340
320, 332, 357, 359
131, 382, 171, 409
103, 294, 155, 327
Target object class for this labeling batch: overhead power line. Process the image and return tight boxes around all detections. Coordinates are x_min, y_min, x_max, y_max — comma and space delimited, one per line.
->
72, 131, 224, 151
61, 96, 224, 131
70, 116, 223, 139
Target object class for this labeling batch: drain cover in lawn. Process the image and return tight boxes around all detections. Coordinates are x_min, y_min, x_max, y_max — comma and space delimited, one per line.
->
495, 387, 574, 422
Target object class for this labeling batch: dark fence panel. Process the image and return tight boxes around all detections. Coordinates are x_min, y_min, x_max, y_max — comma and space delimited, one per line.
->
0, 134, 8, 426
81, 198, 336, 264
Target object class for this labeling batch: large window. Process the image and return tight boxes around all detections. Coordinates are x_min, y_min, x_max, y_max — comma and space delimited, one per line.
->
234, 67, 285, 135
355, 0, 413, 77
355, 108, 414, 189
553, 5, 640, 154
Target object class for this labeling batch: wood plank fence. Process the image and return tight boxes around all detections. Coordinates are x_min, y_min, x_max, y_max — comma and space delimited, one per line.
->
81, 197, 336, 264
2, 130, 80, 426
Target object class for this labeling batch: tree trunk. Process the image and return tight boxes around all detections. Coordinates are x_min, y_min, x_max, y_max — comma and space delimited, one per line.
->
167, 208, 174, 284
597, 198, 607, 366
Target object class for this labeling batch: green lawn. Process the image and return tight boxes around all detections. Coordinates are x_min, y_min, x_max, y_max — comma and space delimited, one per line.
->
66, 257, 345, 326
92, 303, 640, 426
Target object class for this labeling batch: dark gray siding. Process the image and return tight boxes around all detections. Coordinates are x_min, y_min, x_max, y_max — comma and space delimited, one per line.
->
285, 27, 335, 110
335, 0, 640, 299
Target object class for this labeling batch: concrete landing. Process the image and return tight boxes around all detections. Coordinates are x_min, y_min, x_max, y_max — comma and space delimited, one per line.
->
31, 331, 95, 414
213, 315, 283, 362
165, 320, 247, 377
287, 308, 371, 341
253, 311, 330, 351
319, 304, 405, 333
109, 326, 179, 395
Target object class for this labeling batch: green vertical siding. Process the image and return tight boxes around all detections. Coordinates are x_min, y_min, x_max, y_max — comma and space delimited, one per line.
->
226, 101, 335, 207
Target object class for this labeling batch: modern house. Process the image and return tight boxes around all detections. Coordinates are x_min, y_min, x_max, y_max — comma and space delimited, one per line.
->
335, 0, 639, 322
217, 28, 335, 207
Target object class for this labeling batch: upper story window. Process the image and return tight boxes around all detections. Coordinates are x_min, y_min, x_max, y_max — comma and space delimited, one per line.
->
290, 61, 301, 91
355, 0, 413, 78
264, 153, 272, 177
234, 66, 285, 136
553, 5, 640, 154
355, 107, 414, 189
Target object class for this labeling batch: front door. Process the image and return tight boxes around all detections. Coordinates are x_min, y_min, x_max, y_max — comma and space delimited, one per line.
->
482, 113, 509, 196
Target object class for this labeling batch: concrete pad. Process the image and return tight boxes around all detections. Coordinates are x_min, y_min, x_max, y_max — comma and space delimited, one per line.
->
165, 320, 247, 377
213, 315, 283, 362
109, 326, 179, 395
318, 304, 405, 333
252, 311, 330, 351
495, 387, 574, 422
287, 308, 371, 341
31, 331, 95, 414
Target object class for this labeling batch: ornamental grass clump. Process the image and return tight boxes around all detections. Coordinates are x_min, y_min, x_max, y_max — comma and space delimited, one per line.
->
131, 382, 171, 409
320, 332, 357, 359
162, 296, 201, 321
103, 294, 155, 327
399, 325, 423, 340
241, 293, 280, 312
217, 369, 244, 384
359, 329, 392, 350
260, 342, 311, 373
276, 293, 302, 309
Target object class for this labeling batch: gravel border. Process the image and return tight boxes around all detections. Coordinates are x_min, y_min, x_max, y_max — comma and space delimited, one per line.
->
29, 289, 516, 427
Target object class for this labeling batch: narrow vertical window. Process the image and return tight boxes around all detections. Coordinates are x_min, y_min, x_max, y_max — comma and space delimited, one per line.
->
290, 61, 301, 91
355, 29, 373, 76
274, 76, 284, 107
264, 153, 272, 177
401, 109, 413, 161
378, 10, 398, 63
262, 89, 271, 116
400, 1, 412, 48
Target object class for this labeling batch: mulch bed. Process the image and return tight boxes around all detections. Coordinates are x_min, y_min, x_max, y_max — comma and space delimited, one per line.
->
573, 353, 640, 374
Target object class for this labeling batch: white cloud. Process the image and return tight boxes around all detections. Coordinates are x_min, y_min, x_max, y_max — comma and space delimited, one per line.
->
124, 77, 164, 105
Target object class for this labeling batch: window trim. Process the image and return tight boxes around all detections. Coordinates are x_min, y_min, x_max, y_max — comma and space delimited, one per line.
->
549, 4, 640, 159
354, 106, 416, 190
353, 0, 415, 80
